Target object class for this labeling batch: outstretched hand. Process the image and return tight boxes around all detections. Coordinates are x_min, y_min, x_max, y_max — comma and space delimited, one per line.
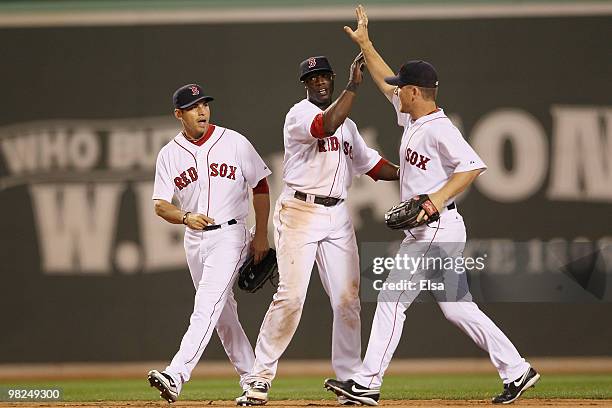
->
344, 4, 370, 46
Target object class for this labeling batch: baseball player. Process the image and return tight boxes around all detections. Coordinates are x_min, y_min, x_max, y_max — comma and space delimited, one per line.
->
324, 6, 540, 405
236, 54, 400, 406
147, 83, 272, 403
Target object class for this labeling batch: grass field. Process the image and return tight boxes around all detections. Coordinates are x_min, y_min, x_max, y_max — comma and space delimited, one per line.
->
2, 373, 612, 402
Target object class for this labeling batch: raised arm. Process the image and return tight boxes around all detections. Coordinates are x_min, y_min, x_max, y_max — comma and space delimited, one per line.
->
321, 52, 366, 135
344, 5, 396, 102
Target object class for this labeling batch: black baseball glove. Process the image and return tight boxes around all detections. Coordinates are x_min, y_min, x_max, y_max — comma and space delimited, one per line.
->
237, 249, 278, 293
384, 194, 440, 230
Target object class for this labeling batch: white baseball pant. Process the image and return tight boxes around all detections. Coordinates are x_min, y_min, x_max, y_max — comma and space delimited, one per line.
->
354, 210, 530, 389
248, 192, 362, 384
165, 222, 254, 392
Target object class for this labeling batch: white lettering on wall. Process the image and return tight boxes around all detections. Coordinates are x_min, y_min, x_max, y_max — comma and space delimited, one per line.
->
29, 183, 125, 274
134, 182, 187, 272
471, 109, 548, 202
548, 106, 612, 201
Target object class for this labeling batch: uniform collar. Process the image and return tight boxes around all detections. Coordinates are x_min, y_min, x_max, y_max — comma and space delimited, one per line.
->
175, 125, 219, 151
411, 107, 446, 125
182, 124, 216, 146
304, 98, 328, 111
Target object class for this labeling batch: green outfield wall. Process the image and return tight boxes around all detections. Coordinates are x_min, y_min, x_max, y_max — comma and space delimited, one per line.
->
0, 11, 611, 362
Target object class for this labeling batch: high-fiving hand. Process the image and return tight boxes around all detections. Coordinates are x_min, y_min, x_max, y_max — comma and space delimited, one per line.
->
349, 52, 366, 85
344, 4, 370, 46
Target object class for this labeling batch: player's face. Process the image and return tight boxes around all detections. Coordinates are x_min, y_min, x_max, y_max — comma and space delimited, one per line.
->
304, 72, 335, 107
175, 101, 211, 138
396, 85, 417, 114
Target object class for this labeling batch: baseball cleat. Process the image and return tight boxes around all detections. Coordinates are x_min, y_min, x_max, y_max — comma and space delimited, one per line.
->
338, 395, 363, 405
492, 367, 540, 404
147, 369, 179, 403
324, 378, 379, 406
236, 381, 269, 406
235, 391, 252, 406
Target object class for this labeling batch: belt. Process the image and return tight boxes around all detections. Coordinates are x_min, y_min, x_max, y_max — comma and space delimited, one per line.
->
294, 191, 342, 207
203, 218, 237, 231
447, 202, 456, 211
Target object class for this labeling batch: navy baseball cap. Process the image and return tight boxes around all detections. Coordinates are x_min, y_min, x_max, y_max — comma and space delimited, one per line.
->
299, 56, 334, 81
384, 60, 439, 88
173, 83, 214, 109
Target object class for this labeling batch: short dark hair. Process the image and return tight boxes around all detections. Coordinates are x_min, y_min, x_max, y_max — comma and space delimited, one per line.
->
419, 86, 437, 101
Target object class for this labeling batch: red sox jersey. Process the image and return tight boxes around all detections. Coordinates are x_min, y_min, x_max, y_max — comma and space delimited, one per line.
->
152, 125, 271, 224
393, 94, 487, 202
282, 99, 382, 199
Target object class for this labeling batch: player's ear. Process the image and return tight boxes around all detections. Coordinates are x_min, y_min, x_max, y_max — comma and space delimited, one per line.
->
174, 108, 182, 120
409, 87, 416, 99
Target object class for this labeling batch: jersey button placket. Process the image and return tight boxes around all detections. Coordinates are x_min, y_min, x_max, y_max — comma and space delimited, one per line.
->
198, 150, 208, 260
194, 149, 206, 217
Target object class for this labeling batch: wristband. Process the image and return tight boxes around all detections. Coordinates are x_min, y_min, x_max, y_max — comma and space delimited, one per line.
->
345, 81, 359, 93
182, 211, 191, 225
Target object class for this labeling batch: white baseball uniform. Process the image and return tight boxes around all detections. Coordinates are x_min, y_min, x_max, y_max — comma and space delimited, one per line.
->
152, 124, 271, 392
352, 95, 530, 389
248, 99, 383, 384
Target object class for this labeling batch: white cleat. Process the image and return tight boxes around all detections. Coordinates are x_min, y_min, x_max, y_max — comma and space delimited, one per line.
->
236, 381, 270, 406
147, 369, 179, 403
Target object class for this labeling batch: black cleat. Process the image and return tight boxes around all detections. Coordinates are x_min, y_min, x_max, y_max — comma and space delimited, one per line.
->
492, 367, 540, 404
147, 370, 179, 403
324, 378, 379, 406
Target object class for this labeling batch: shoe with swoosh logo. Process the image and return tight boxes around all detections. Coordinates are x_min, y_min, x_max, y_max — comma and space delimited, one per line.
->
338, 395, 363, 405
324, 378, 380, 406
492, 367, 540, 404
236, 381, 270, 406
147, 370, 180, 403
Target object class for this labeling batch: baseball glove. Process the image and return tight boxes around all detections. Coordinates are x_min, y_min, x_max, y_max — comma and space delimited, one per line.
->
384, 194, 440, 230
237, 249, 278, 293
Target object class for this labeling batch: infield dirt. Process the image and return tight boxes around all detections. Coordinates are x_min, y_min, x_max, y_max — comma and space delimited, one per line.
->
2, 399, 612, 407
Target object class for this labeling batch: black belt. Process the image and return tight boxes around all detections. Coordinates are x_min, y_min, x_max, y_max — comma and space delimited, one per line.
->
447, 202, 456, 211
203, 218, 237, 231
294, 191, 342, 207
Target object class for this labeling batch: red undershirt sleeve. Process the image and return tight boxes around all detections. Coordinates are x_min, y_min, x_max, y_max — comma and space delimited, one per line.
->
366, 158, 388, 181
309, 113, 327, 139
252, 177, 269, 195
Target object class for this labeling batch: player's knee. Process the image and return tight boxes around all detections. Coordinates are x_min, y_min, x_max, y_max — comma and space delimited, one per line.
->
189, 309, 208, 325
278, 296, 305, 314
440, 304, 467, 324
332, 295, 360, 315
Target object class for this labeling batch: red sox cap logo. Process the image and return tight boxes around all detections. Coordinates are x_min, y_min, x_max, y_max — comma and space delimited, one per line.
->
308, 57, 317, 68
189, 86, 200, 96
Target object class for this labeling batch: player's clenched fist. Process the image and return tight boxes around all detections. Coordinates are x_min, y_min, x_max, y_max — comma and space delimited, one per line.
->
184, 212, 214, 230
